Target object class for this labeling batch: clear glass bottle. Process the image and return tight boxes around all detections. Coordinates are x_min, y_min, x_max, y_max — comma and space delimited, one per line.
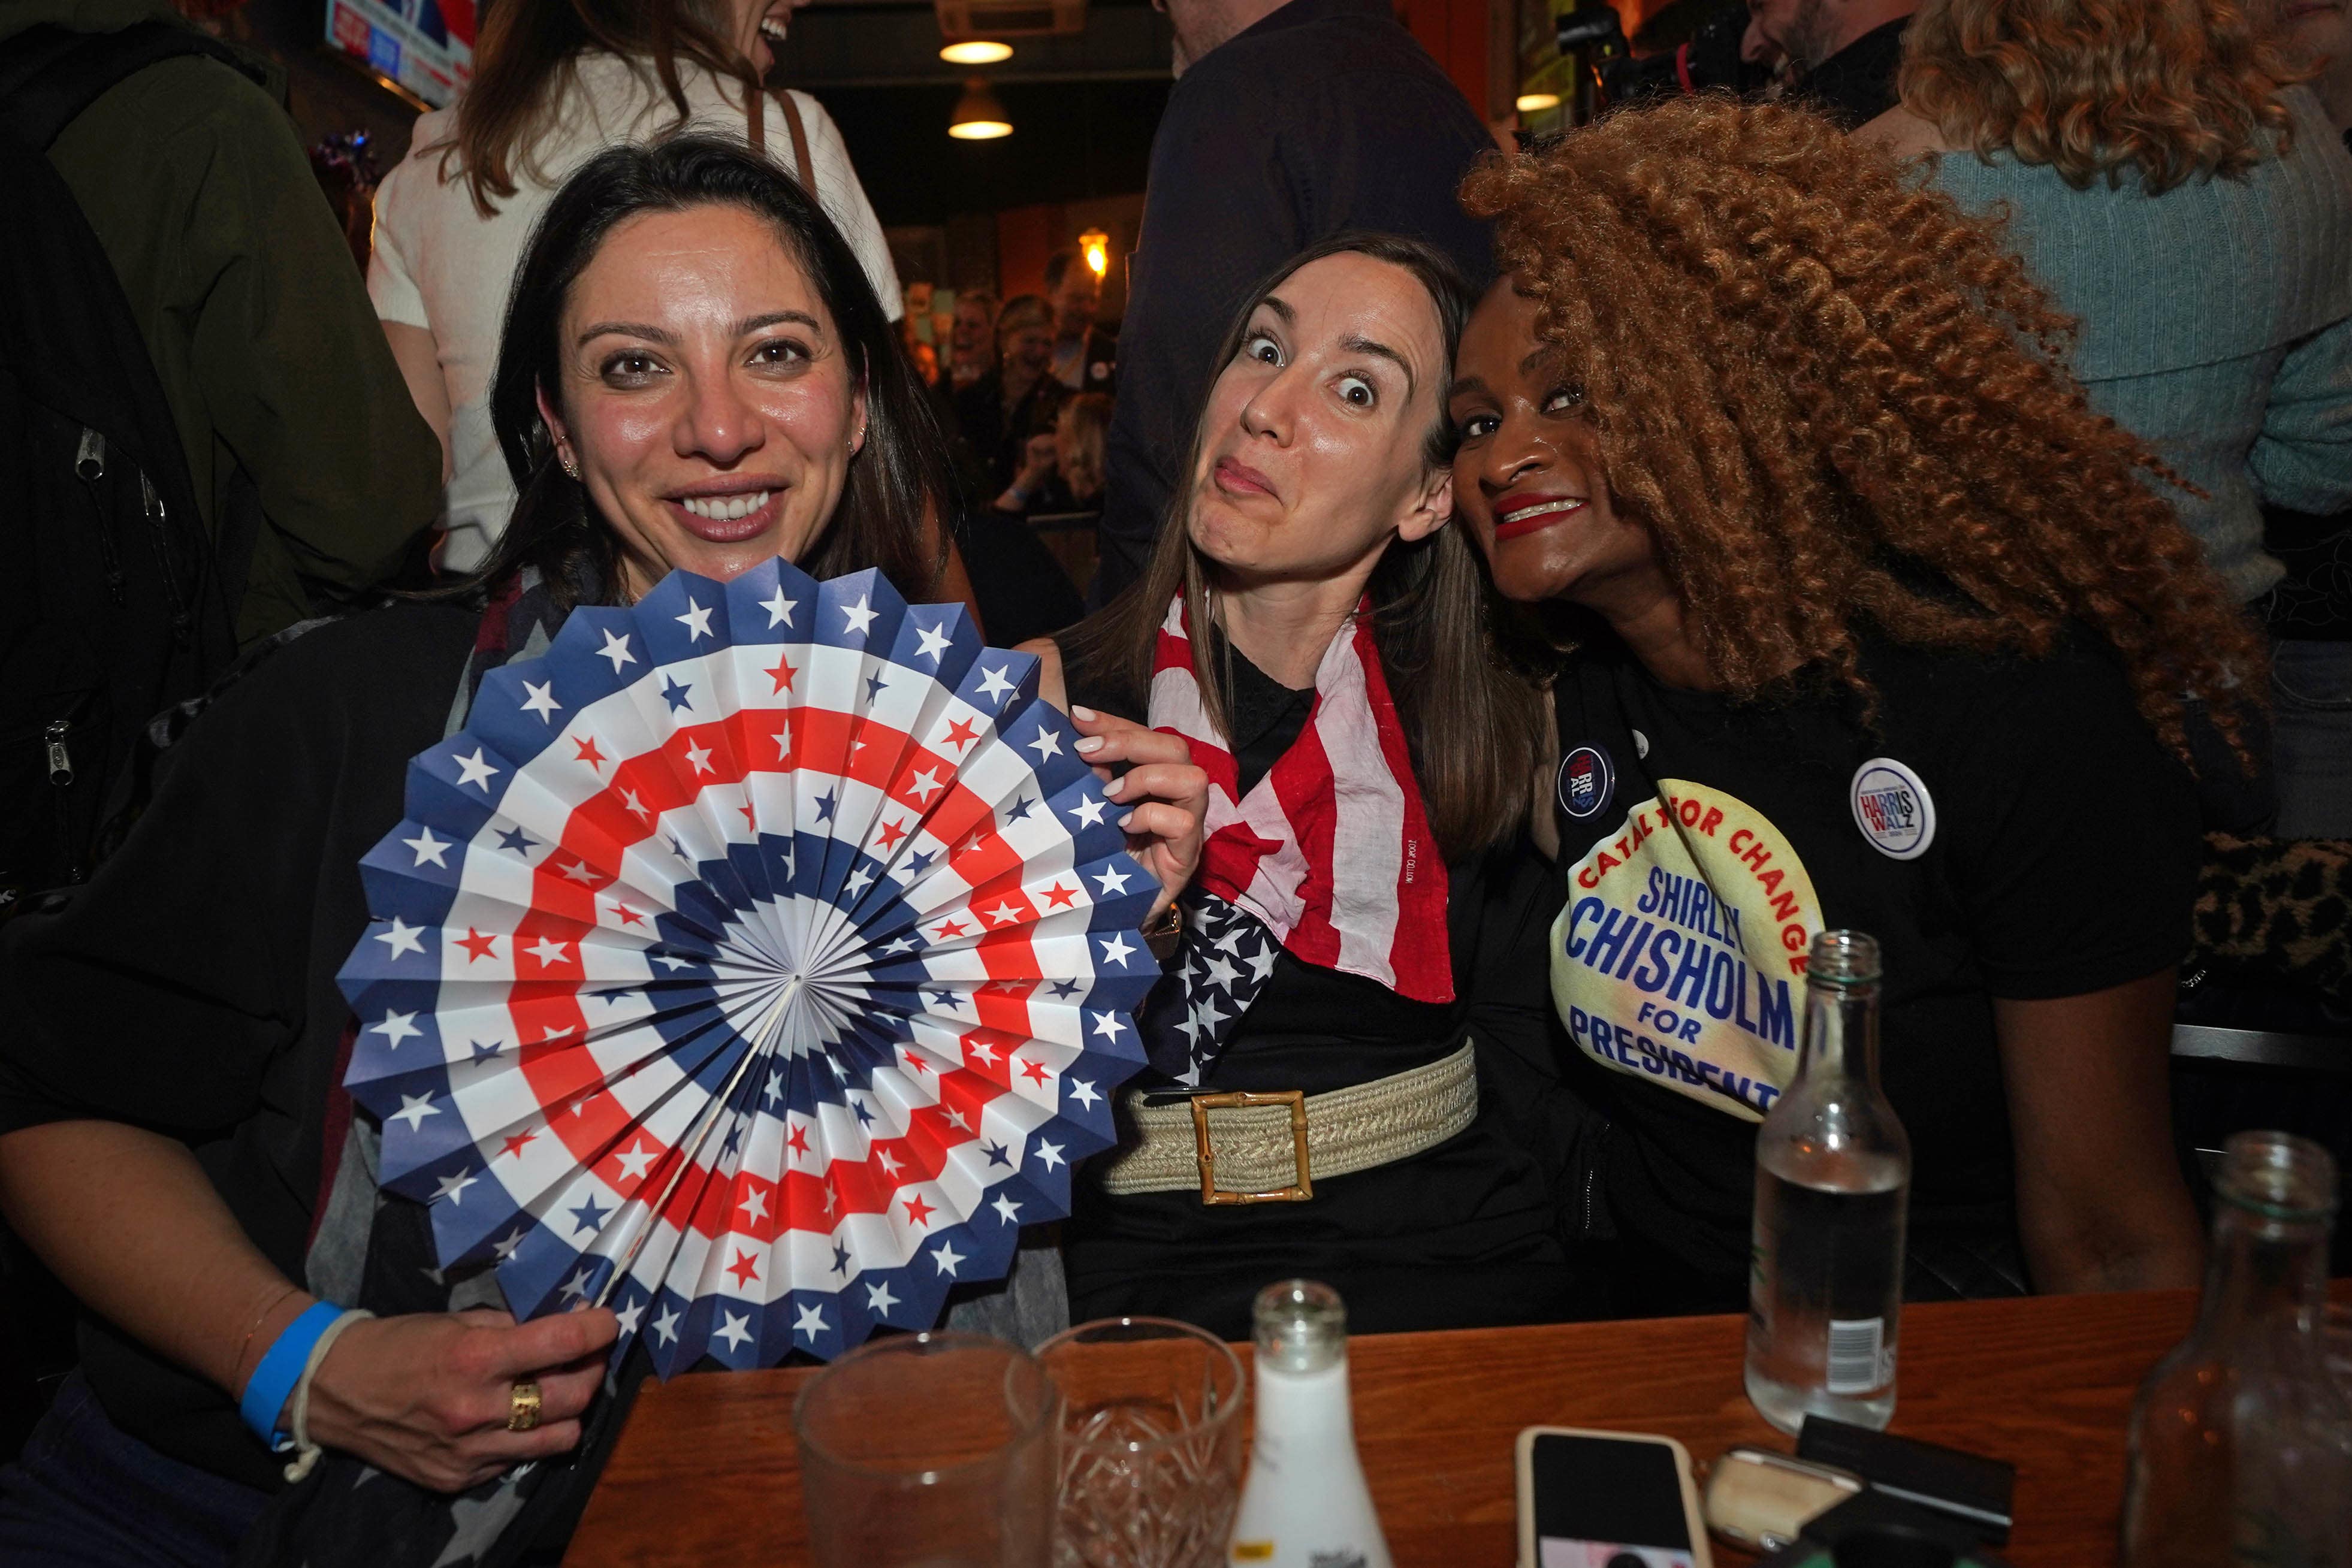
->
1744, 929, 1911, 1435
2122, 1131, 2352, 1568
1227, 1279, 1391, 1568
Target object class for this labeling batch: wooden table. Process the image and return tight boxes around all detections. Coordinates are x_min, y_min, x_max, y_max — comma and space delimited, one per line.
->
566, 1283, 2345, 1566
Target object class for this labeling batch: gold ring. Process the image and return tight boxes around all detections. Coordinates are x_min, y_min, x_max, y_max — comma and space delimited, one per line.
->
506, 1379, 544, 1433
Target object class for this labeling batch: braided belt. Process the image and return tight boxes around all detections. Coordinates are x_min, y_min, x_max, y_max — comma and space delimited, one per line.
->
1096, 1041, 1479, 1204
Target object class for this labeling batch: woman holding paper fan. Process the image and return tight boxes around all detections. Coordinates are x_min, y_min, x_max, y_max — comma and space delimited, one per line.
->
1025, 234, 1596, 1340
0, 137, 1204, 1567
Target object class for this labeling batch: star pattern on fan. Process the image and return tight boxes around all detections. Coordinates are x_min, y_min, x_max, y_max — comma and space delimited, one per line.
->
337, 561, 1158, 1373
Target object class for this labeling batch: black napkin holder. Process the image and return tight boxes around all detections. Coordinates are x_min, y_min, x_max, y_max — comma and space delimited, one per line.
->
1796, 1416, 2016, 1545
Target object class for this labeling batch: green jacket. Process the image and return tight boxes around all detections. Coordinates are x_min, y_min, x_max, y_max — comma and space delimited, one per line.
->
5, 0, 441, 642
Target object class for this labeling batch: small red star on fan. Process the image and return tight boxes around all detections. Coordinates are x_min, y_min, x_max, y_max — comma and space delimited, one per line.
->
727, 1249, 760, 1287
1019, 1058, 1052, 1086
766, 657, 797, 694
573, 737, 607, 770
943, 717, 979, 751
1043, 883, 1077, 909
876, 818, 908, 851
787, 1124, 810, 1158
903, 1194, 936, 1227
455, 927, 499, 962
500, 1128, 537, 1160
933, 919, 968, 938
609, 901, 645, 926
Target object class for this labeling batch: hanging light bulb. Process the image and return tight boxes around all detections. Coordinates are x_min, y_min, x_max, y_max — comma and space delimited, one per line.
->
948, 75, 1013, 140
940, 40, 1013, 64
1079, 227, 1110, 280
1515, 90, 1562, 112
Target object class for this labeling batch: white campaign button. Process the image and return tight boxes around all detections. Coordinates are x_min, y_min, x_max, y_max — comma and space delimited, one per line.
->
1850, 757, 1936, 860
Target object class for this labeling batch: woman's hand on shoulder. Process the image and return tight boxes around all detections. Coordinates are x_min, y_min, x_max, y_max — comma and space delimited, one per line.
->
1074, 708, 1208, 920
303, 1306, 619, 1493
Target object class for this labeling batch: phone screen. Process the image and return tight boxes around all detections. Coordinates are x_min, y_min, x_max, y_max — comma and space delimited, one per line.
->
1528, 1433, 1696, 1568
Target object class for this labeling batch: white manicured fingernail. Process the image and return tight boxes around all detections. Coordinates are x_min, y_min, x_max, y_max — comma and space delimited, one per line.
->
1118, 812, 1134, 829
1071, 705, 1097, 720
1075, 736, 1104, 754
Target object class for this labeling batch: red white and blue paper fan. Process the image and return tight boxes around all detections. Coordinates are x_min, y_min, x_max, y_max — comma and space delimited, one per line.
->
336, 560, 1159, 1373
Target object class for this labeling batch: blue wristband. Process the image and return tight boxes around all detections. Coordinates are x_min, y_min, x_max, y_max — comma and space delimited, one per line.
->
240, 1301, 341, 1448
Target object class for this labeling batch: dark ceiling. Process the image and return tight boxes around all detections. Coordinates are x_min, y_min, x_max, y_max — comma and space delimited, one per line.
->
817, 77, 1169, 226
778, 0, 1174, 225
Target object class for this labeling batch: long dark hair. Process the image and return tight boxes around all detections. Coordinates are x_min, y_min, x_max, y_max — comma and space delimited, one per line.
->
1063, 233, 1545, 859
470, 135, 949, 613
445, 0, 753, 216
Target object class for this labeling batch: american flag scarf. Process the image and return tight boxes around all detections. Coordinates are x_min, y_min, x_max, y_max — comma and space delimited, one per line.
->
1141, 596, 1450, 1084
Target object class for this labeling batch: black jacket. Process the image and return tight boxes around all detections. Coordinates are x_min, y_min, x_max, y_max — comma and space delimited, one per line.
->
1795, 16, 1910, 131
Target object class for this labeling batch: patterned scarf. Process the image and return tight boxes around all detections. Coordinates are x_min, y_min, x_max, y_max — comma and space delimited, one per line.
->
1140, 595, 1450, 1084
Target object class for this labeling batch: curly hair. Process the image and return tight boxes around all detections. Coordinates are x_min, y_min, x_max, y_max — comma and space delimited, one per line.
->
1898, 0, 2305, 193
1460, 95, 2264, 765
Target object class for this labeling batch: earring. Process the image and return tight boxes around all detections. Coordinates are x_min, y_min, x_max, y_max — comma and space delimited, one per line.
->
559, 451, 579, 479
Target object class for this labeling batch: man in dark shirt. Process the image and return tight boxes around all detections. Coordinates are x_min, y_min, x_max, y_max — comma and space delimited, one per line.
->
1089, 0, 1496, 605
1746, 0, 1916, 130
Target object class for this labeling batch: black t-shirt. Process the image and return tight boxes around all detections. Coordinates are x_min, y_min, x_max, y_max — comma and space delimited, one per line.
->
0, 605, 478, 1487
1056, 637, 1594, 1338
1546, 627, 2199, 1307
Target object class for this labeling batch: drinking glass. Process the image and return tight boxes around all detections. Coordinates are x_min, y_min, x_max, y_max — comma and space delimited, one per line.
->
795, 1331, 1061, 1568
1037, 1316, 1246, 1568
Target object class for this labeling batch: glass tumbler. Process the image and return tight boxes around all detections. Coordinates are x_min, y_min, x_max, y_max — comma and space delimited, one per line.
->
794, 1331, 1061, 1568
1037, 1316, 1246, 1568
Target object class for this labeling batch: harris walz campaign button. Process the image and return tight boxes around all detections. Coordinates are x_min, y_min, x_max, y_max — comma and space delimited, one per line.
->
1556, 744, 1616, 820
1850, 757, 1936, 860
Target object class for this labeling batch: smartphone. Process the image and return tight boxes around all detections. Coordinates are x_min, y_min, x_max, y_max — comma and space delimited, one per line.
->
1515, 1427, 1713, 1568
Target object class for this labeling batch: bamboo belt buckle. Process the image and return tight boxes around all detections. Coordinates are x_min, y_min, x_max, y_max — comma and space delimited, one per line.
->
1189, 1089, 1314, 1204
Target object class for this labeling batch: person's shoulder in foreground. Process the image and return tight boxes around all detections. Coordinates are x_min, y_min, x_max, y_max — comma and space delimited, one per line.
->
0, 600, 477, 1125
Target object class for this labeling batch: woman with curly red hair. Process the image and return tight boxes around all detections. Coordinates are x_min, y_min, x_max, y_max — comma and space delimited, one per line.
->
1452, 96, 2258, 1314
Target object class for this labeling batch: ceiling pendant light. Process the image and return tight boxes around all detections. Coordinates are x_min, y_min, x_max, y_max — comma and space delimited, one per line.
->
940, 40, 1013, 64
948, 75, 1013, 140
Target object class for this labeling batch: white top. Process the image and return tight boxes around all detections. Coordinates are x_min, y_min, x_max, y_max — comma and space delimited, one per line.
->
370, 53, 903, 572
